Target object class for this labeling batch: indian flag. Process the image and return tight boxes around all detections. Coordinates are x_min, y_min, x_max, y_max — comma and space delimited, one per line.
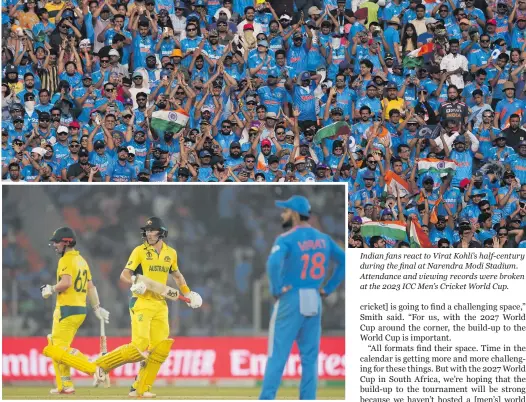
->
407, 42, 434, 58
361, 221, 408, 241
313, 121, 351, 145
383, 170, 411, 198
151, 109, 189, 134
409, 218, 432, 248
417, 158, 457, 176
429, 195, 443, 224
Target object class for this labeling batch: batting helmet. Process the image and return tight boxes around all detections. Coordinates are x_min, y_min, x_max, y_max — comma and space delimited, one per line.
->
141, 217, 168, 239
49, 227, 77, 246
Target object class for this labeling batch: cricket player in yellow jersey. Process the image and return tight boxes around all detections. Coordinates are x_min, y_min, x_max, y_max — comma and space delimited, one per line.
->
40, 227, 110, 395
94, 216, 202, 398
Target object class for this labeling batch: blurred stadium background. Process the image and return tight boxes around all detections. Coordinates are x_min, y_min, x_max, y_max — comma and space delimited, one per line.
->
2, 184, 345, 399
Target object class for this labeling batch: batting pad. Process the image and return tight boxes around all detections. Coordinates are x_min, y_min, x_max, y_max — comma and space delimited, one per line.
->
43, 345, 96, 375
47, 335, 64, 390
95, 344, 145, 372
135, 339, 174, 396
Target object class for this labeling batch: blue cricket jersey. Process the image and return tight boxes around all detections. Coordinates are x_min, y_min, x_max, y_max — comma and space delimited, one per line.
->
266, 225, 345, 297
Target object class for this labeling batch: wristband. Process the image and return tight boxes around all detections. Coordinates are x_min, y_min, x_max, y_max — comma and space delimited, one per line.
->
51, 285, 56, 293
180, 285, 190, 295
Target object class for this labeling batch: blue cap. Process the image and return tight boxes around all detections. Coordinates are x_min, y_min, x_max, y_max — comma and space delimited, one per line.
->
422, 175, 434, 183
174, 0, 186, 8
195, 0, 206, 6
363, 170, 376, 180
199, 149, 212, 157
300, 71, 311, 81
275, 195, 311, 217
160, 69, 170, 78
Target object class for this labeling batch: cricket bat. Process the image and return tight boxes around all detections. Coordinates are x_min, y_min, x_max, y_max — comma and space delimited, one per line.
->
134, 274, 191, 303
97, 318, 111, 388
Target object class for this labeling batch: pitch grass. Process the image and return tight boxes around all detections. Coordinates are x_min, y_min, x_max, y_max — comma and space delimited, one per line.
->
2, 386, 345, 400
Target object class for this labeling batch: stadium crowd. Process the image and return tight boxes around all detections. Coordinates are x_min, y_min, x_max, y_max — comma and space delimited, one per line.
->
2, 186, 345, 335
1, 0, 525, 247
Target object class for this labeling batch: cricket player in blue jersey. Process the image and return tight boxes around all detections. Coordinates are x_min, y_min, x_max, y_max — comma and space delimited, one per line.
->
259, 195, 345, 400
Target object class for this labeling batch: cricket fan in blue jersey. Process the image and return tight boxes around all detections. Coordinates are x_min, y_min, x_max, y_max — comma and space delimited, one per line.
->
259, 195, 345, 400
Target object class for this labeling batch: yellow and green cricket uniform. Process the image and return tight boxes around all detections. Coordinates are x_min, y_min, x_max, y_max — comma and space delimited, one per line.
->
95, 241, 179, 393
48, 250, 93, 389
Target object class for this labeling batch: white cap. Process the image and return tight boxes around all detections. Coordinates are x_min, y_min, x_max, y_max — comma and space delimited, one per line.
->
79, 39, 91, 47
201, 105, 214, 113
57, 125, 69, 134
109, 49, 120, 57
127, 145, 136, 155
280, 14, 292, 21
31, 146, 47, 157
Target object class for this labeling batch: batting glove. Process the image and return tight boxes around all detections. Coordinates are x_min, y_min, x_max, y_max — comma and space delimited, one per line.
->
94, 306, 110, 324
130, 279, 147, 295
40, 284, 55, 299
186, 291, 202, 309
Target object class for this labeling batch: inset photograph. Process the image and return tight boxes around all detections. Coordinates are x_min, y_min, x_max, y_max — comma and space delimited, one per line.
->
2, 184, 345, 400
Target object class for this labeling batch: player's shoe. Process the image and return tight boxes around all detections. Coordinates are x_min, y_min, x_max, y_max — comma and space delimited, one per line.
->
50, 387, 75, 395
128, 388, 156, 398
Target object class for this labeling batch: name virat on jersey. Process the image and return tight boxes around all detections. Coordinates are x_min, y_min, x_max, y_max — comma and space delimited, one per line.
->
298, 239, 327, 251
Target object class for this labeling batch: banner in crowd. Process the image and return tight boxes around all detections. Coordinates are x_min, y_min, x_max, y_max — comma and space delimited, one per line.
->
2, 337, 344, 381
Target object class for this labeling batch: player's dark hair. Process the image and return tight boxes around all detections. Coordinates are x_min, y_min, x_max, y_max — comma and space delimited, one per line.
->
299, 215, 310, 221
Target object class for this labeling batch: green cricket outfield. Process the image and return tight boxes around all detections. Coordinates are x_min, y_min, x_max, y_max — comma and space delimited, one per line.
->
2, 386, 345, 400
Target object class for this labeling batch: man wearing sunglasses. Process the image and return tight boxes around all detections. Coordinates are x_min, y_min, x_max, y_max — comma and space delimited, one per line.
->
93, 83, 125, 116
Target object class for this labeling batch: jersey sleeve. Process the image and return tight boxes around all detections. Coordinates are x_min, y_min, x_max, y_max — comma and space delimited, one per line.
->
266, 236, 289, 297
86, 262, 93, 282
170, 249, 179, 273
58, 256, 74, 278
322, 237, 345, 295
125, 246, 142, 271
